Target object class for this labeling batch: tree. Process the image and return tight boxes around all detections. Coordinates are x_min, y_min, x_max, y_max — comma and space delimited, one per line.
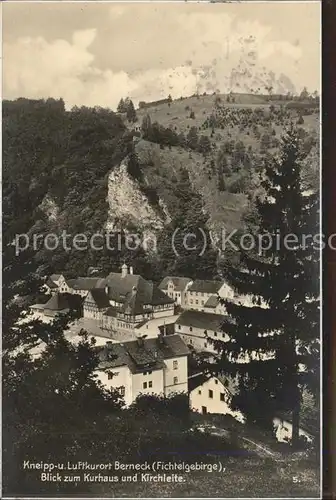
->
141, 114, 152, 138
186, 126, 199, 150
117, 98, 126, 113
213, 126, 319, 446
198, 135, 212, 155
126, 99, 137, 123
167, 94, 172, 107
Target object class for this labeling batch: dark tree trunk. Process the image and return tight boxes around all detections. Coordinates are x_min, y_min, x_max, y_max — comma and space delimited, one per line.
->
291, 397, 301, 448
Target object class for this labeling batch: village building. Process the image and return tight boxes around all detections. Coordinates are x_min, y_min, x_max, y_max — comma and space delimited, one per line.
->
83, 288, 110, 321
135, 315, 180, 339
29, 293, 70, 323
44, 274, 66, 295
95, 334, 189, 406
272, 389, 318, 444
174, 310, 228, 353
158, 276, 193, 307
189, 373, 245, 422
66, 277, 106, 297
203, 295, 227, 315
184, 279, 234, 312
100, 265, 175, 339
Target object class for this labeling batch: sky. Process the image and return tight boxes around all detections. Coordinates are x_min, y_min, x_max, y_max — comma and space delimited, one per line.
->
2, 1, 321, 110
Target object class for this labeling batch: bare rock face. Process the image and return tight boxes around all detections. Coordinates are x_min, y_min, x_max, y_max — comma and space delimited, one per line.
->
105, 161, 165, 233
38, 195, 59, 222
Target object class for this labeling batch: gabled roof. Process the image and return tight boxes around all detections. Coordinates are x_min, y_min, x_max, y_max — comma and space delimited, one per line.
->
204, 295, 221, 308
105, 273, 174, 315
43, 293, 69, 311
70, 277, 105, 291
189, 372, 238, 396
188, 280, 224, 294
50, 274, 63, 282
86, 289, 110, 309
46, 277, 59, 289
159, 276, 192, 292
176, 310, 226, 332
96, 334, 189, 374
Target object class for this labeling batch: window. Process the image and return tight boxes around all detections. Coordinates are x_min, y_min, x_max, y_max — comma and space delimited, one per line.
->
189, 326, 193, 332
190, 299, 193, 304
204, 342, 207, 348
198, 390, 201, 395
215, 379, 218, 384
178, 324, 181, 330
143, 382, 147, 389
173, 360, 178, 370
196, 300, 198, 305
149, 381, 153, 388
143, 371, 152, 376
204, 330, 207, 335
209, 390, 213, 399
220, 393, 225, 402
214, 331, 217, 337
119, 386, 125, 396
107, 372, 113, 380
173, 377, 178, 385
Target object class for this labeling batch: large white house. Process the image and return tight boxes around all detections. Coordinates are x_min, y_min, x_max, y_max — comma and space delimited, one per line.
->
158, 276, 193, 307
184, 279, 234, 312
100, 265, 175, 337
175, 310, 228, 353
95, 334, 189, 406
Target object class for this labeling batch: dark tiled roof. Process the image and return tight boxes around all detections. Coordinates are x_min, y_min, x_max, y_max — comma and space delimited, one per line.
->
96, 335, 189, 374
87, 289, 110, 309
159, 276, 192, 292
188, 373, 209, 392
43, 293, 69, 311
46, 277, 58, 289
204, 295, 220, 308
176, 310, 226, 332
105, 273, 173, 315
188, 280, 223, 294
70, 277, 105, 291
189, 372, 238, 396
50, 274, 62, 281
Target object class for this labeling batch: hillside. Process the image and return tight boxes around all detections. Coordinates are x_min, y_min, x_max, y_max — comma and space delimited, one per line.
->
3, 94, 319, 284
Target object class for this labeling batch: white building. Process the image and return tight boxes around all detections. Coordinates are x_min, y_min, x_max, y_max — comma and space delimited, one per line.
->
185, 279, 233, 312
158, 276, 193, 307
175, 310, 229, 353
29, 293, 70, 323
95, 334, 189, 406
189, 373, 245, 423
100, 265, 175, 337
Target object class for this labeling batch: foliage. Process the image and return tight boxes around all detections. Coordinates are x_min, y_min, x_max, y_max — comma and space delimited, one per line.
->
213, 126, 319, 445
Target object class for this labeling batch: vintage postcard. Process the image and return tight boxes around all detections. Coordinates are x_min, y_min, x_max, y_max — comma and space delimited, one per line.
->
2, 1, 321, 498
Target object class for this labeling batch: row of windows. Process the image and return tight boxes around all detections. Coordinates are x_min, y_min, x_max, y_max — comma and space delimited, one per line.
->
143, 381, 153, 389
177, 325, 224, 338
189, 292, 208, 296
198, 388, 227, 402
189, 299, 205, 306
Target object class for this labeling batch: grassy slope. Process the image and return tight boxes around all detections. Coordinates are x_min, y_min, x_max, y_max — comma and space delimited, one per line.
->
129, 93, 318, 237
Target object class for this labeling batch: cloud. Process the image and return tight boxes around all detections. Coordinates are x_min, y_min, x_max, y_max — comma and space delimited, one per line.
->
3, 6, 319, 110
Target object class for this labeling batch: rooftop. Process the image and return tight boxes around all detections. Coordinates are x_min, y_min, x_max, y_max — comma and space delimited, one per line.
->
96, 334, 189, 374
159, 276, 192, 292
188, 279, 224, 294
176, 310, 226, 332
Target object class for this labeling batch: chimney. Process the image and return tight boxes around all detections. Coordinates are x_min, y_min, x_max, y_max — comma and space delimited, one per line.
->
129, 266, 133, 275
121, 263, 128, 278
105, 341, 114, 360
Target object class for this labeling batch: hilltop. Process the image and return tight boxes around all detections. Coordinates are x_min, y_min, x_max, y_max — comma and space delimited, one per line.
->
3, 93, 319, 283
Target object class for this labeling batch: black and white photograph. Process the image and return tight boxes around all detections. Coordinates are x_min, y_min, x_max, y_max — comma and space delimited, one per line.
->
2, 1, 321, 498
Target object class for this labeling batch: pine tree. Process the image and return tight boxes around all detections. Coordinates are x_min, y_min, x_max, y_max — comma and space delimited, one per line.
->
214, 125, 320, 446
126, 99, 137, 123
117, 98, 126, 113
